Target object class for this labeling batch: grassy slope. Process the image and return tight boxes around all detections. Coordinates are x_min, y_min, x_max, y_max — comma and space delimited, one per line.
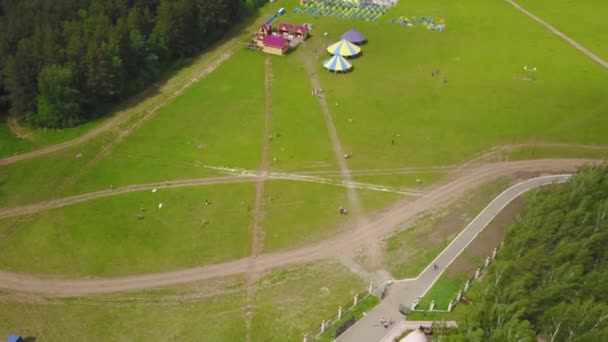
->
516, 0, 608, 61
66, 51, 267, 194
383, 179, 509, 278
0, 276, 250, 341
0, 261, 364, 342
506, 145, 608, 161
354, 171, 447, 190
268, 52, 337, 172
251, 261, 367, 341
0, 184, 254, 276
0, 51, 266, 208
262, 180, 401, 252
281, 0, 608, 170
0, 2, 283, 159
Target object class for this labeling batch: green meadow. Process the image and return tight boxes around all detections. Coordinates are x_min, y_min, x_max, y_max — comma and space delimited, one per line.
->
0, 0, 605, 303
517, 0, 608, 60
0, 261, 365, 342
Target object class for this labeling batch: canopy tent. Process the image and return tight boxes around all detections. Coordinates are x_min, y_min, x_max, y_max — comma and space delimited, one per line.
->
326, 39, 361, 57
341, 28, 366, 44
323, 54, 353, 72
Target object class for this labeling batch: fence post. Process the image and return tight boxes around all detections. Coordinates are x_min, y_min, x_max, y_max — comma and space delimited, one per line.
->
338, 306, 343, 319
303, 334, 307, 342
474, 268, 481, 280
464, 280, 471, 292
321, 320, 326, 333
429, 300, 435, 311
353, 294, 358, 306
456, 290, 463, 302
492, 247, 497, 260
484, 256, 491, 268
411, 299, 418, 311
448, 300, 454, 312
368, 282, 374, 294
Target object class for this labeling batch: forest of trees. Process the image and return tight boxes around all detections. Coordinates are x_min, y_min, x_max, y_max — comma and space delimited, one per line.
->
441, 164, 608, 341
0, 0, 263, 128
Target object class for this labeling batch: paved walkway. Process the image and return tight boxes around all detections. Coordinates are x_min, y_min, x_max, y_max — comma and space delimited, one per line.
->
338, 174, 571, 342
380, 321, 458, 342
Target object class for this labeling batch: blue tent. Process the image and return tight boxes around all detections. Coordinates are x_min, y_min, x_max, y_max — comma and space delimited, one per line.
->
6, 335, 22, 342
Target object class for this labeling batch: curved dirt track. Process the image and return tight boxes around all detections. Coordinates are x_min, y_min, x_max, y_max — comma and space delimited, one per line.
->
0, 158, 597, 296
0, 171, 427, 219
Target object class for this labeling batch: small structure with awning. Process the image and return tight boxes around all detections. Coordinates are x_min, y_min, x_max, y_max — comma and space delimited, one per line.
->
341, 28, 367, 45
326, 39, 361, 57
278, 23, 293, 35
294, 25, 309, 39
323, 54, 353, 73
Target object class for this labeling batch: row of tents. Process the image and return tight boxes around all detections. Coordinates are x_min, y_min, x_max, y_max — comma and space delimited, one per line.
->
322, 29, 366, 73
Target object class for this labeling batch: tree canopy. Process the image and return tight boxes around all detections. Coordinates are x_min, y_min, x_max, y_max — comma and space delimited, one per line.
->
442, 165, 608, 341
0, 0, 253, 128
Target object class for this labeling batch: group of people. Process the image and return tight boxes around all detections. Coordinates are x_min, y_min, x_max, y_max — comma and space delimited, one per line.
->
311, 88, 323, 97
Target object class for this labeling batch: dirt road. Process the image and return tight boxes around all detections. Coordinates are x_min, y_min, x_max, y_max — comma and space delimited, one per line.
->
244, 58, 273, 342
0, 158, 595, 296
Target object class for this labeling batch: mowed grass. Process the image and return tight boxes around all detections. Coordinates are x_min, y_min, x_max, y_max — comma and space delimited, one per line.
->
0, 276, 249, 341
0, 261, 365, 342
517, 0, 608, 61
251, 261, 367, 341
0, 119, 102, 159
268, 53, 337, 172
0, 184, 254, 276
0, 51, 267, 207
66, 50, 267, 195
354, 171, 447, 191
505, 145, 608, 161
280, 0, 608, 170
261, 180, 402, 252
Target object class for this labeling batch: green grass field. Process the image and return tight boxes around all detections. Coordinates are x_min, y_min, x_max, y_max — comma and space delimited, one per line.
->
0, 0, 606, 334
517, 0, 608, 61
262, 180, 401, 252
0, 261, 365, 342
0, 184, 255, 276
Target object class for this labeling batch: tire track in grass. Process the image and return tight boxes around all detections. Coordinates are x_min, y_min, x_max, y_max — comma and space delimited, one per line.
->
300, 48, 379, 273
244, 58, 273, 342
506, 0, 608, 69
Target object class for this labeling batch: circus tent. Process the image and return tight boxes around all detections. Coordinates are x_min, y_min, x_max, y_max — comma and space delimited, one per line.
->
341, 28, 366, 44
326, 39, 361, 57
322, 54, 353, 72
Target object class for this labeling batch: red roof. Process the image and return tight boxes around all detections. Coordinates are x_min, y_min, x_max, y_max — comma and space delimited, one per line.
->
294, 25, 309, 34
278, 23, 293, 31
263, 35, 287, 48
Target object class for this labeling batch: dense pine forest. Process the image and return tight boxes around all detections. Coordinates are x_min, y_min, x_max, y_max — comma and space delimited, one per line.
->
0, 0, 261, 128
442, 165, 608, 341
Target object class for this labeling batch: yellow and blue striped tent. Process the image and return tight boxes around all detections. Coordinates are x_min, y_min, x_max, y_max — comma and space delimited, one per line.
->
326, 39, 361, 57
322, 54, 353, 72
